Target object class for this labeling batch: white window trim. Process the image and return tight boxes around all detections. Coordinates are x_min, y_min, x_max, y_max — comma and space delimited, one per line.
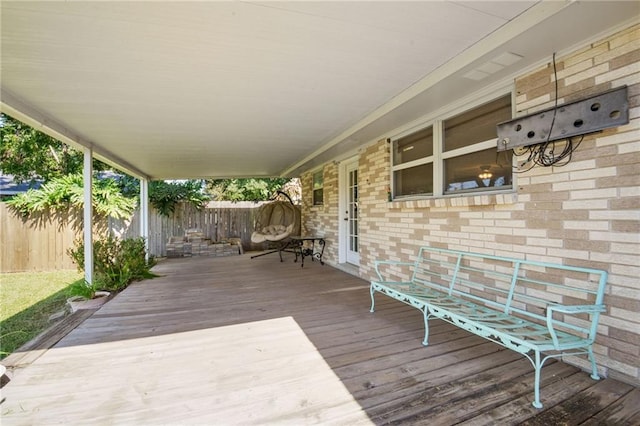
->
390, 86, 516, 200
433, 120, 444, 198
441, 139, 498, 159
393, 155, 434, 172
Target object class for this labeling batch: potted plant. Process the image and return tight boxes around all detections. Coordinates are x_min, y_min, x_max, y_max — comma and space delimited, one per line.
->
66, 280, 111, 313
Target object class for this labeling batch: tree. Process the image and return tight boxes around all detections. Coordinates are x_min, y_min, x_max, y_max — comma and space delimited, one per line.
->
0, 113, 107, 184
149, 180, 209, 216
207, 178, 294, 202
2, 114, 297, 208
2, 114, 209, 217
119, 176, 209, 216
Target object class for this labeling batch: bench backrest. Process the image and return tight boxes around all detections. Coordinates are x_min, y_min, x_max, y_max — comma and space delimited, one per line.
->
412, 246, 608, 341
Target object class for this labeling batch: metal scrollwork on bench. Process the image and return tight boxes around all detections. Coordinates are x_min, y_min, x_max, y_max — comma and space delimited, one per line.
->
369, 246, 608, 409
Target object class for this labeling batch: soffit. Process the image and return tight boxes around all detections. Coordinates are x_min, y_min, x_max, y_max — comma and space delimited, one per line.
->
3, 2, 635, 179
1, 1, 535, 178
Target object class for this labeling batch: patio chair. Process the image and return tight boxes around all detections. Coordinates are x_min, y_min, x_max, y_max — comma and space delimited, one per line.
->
250, 192, 301, 260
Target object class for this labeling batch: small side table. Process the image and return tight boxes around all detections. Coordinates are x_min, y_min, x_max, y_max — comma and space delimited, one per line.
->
290, 236, 326, 267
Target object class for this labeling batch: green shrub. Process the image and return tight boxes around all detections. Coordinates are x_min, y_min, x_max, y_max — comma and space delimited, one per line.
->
66, 279, 100, 299
68, 236, 157, 292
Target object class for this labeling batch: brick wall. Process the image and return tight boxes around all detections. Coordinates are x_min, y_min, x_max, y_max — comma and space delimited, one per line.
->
302, 23, 639, 385
509, 24, 640, 385
300, 162, 340, 263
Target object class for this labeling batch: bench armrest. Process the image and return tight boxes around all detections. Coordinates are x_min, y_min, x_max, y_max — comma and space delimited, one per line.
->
547, 304, 606, 315
546, 304, 606, 349
373, 261, 415, 282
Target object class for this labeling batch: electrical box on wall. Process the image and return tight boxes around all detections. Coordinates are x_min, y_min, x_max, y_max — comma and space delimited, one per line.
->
496, 86, 628, 152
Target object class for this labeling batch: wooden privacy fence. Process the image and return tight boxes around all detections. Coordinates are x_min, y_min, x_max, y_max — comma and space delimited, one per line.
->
110, 203, 263, 257
0, 203, 81, 272
1, 202, 263, 273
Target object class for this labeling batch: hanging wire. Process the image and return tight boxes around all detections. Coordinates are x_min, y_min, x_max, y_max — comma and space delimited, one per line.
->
513, 52, 584, 172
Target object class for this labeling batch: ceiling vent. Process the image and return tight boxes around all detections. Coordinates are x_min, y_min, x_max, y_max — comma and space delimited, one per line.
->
463, 52, 523, 81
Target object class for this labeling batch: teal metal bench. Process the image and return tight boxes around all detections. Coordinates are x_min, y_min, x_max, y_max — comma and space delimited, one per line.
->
369, 246, 608, 408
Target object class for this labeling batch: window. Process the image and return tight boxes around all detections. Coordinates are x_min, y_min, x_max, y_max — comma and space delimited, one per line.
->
393, 126, 434, 197
312, 170, 323, 205
391, 94, 512, 199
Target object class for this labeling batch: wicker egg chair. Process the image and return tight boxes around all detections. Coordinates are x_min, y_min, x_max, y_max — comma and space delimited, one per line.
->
250, 192, 301, 259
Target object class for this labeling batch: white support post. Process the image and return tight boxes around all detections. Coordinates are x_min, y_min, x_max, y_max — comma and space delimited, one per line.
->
83, 147, 93, 285
140, 178, 149, 260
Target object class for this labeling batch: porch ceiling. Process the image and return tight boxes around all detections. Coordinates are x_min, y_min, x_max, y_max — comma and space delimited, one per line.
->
1, 1, 636, 180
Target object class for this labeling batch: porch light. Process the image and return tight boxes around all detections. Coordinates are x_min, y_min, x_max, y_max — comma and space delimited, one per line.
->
478, 166, 492, 180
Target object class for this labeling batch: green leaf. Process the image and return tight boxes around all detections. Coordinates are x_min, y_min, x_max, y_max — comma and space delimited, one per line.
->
6, 173, 136, 219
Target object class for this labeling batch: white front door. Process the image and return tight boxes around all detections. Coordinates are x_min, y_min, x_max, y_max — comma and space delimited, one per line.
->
340, 159, 359, 266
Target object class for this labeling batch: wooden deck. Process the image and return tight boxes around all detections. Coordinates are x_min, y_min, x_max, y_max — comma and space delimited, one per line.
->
1, 254, 638, 425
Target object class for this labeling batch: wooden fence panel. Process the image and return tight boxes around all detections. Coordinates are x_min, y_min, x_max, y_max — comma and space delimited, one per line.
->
109, 204, 261, 257
0, 204, 81, 272
1, 203, 261, 272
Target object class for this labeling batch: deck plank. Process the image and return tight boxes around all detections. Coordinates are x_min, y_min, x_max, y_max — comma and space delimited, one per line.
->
581, 387, 640, 425
2, 309, 96, 370
519, 379, 636, 426
0, 254, 636, 425
384, 361, 578, 425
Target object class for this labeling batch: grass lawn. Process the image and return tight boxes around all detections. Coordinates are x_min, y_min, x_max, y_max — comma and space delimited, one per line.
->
1, 270, 83, 358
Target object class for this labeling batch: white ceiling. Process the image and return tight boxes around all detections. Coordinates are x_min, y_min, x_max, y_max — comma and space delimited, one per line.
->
1, 1, 637, 180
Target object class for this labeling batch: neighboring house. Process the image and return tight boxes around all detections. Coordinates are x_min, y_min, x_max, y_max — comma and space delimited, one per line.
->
0, 174, 41, 200
300, 24, 639, 387
0, 171, 121, 200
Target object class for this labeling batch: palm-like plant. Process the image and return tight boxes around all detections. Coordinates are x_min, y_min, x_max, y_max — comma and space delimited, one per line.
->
7, 173, 136, 219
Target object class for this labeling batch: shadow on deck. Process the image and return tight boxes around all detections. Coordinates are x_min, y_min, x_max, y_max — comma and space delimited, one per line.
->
1, 254, 638, 424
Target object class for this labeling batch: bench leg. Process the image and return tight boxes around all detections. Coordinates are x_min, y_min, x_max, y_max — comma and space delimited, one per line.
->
369, 286, 376, 313
532, 351, 543, 409
588, 347, 600, 380
421, 308, 430, 346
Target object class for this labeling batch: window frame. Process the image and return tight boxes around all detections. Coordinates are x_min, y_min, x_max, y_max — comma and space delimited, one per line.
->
312, 169, 324, 206
390, 89, 515, 200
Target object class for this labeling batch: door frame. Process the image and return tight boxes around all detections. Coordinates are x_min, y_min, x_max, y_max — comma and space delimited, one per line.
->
338, 156, 359, 266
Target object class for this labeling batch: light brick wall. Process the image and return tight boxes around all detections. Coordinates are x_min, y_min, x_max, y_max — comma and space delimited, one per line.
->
359, 141, 394, 278
300, 162, 340, 262
302, 23, 639, 385
511, 24, 640, 385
